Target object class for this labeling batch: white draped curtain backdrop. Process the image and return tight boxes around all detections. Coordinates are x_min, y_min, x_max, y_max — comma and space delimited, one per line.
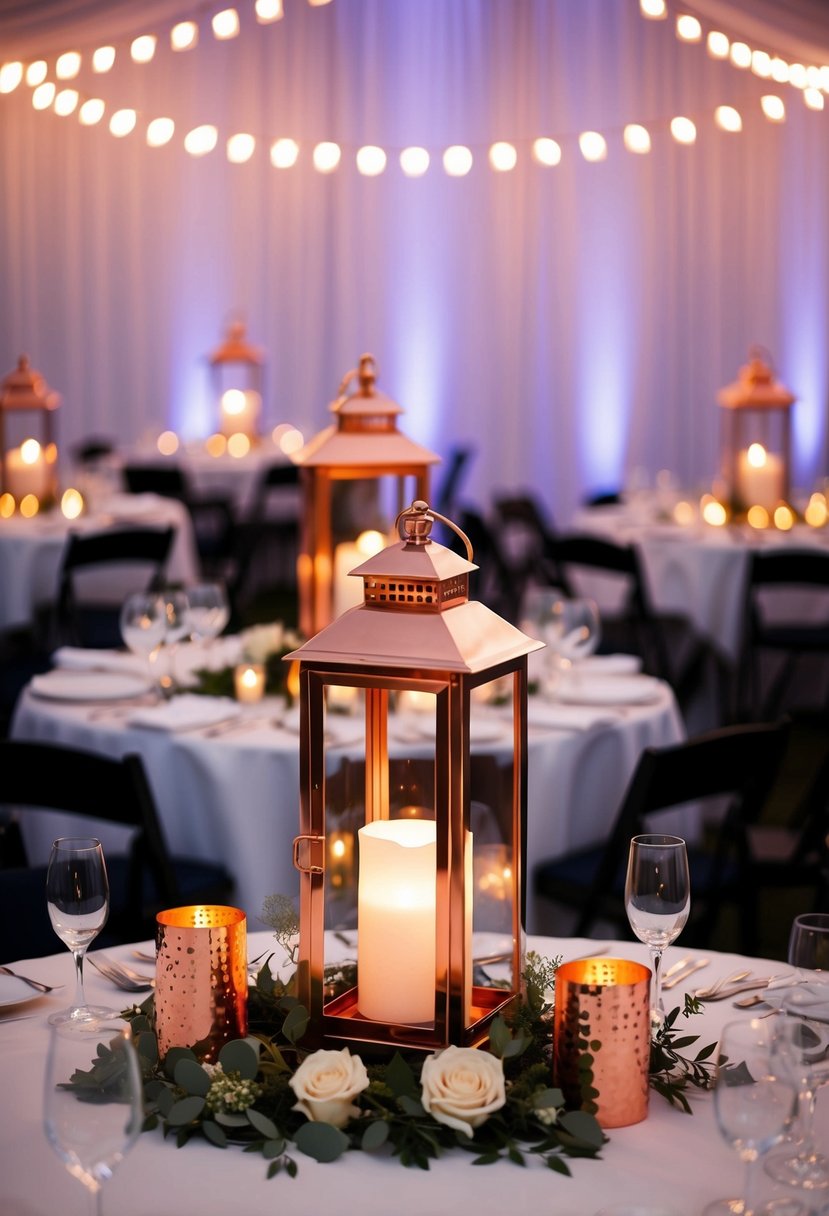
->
1, 0, 828, 524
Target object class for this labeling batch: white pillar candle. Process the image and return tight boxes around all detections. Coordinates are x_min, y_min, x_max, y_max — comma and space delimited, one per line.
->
333, 530, 387, 619
5, 438, 50, 500
234, 662, 265, 702
220, 388, 261, 438
736, 444, 784, 511
357, 818, 436, 1023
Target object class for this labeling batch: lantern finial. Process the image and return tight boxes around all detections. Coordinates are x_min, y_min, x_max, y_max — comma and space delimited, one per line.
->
396, 499, 473, 560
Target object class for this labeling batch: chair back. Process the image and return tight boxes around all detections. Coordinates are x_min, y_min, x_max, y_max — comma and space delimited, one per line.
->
123, 464, 188, 500
433, 446, 475, 518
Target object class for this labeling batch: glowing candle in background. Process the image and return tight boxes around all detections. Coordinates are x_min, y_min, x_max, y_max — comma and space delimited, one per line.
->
333, 528, 386, 618
220, 388, 261, 438
5, 437, 50, 500
736, 443, 784, 511
357, 819, 436, 1023
234, 662, 265, 702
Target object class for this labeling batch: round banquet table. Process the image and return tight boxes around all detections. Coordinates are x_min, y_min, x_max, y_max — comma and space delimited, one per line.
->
10, 667, 688, 936
115, 442, 296, 514
0, 932, 825, 1216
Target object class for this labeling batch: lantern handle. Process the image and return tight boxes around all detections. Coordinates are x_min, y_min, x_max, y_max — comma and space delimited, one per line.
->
394, 500, 474, 562
337, 354, 377, 398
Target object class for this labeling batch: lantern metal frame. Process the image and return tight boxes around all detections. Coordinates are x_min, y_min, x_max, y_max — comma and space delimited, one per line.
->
717, 349, 796, 514
288, 501, 542, 1054
0, 355, 61, 502
291, 354, 440, 637
208, 320, 265, 438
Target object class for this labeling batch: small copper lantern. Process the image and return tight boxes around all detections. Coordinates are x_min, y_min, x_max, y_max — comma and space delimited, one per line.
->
208, 319, 265, 441
717, 348, 796, 516
0, 355, 61, 506
288, 500, 542, 1054
291, 354, 440, 637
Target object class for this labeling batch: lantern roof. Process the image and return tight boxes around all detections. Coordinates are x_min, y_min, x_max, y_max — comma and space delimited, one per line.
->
0, 355, 61, 411
292, 354, 440, 470
208, 320, 264, 366
717, 348, 796, 410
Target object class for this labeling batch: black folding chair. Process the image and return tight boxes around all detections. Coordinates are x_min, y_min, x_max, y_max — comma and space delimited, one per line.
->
227, 463, 300, 625
123, 463, 235, 577
0, 739, 234, 959
533, 719, 791, 952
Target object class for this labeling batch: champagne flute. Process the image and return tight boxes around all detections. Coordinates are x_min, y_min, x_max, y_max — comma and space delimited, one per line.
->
765, 912, 829, 1191
704, 1018, 800, 1216
119, 592, 166, 688
46, 837, 116, 1026
44, 1019, 142, 1216
625, 833, 690, 1025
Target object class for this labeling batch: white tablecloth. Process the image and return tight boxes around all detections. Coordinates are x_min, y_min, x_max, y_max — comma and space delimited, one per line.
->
571, 501, 829, 663
11, 675, 686, 935
117, 443, 296, 514
0, 932, 823, 1216
0, 494, 201, 631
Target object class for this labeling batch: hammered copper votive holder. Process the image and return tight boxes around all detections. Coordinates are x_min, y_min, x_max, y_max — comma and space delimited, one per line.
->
553, 957, 651, 1129
155, 905, 248, 1063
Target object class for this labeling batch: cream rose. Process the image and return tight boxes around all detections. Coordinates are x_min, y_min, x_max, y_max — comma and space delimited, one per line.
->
420, 1046, 506, 1137
288, 1047, 369, 1129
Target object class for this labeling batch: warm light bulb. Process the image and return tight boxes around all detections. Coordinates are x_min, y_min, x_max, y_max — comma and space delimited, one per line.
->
157, 430, 179, 455
729, 41, 751, 69
55, 51, 81, 80
79, 98, 105, 125
20, 494, 39, 518
312, 141, 341, 173
707, 31, 729, 59
54, 88, 79, 116
579, 131, 607, 161
623, 124, 651, 154
676, 14, 701, 41
789, 63, 808, 89
804, 88, 824, 111
212, 9, 240, 39
761, 95, 786, 122
489, 141, 517, 171
32, 82, 56, 110
227, 432, 251, 458
270, 137, 299, 168
255, 0, 283, 21
92, 46, 116, 73
804, 494, 828, 527
746, 505, 769, 529
130, 35, 156, 64
443, 145, 473, 176
400, 146, 430, 176
751, 50, 772, 77
670, 116, 697, 144
773, 504, 794, 531
640, 0, 666, 17
60, 488, 84, 519
227, 133, 256, 163
771, 58, 790, 83
356, 145, 387, 176
109, 108, 137, 137
171, 22, 199, 51
0, 493, 14, 518
0, 62, 23, 94
147, 117, 175, 147
26, 61, 47, 86
701, 498, 728, 527
184, 125, 218, 156
715, 105, 742, 132
205, 433, 227, 457
532, 137, 562, 166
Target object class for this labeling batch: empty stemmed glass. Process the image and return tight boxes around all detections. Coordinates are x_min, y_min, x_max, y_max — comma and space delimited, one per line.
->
44, 1019, 142, 1216
186, 581, 230, 655
704, 1018, 800, 1216
625, 833, 690, 1026
156, 588, 191, 697
46, 837, 116, 1026
520, 592, 601, 696
119, 591, 166, 689
765, 912, 829, 1192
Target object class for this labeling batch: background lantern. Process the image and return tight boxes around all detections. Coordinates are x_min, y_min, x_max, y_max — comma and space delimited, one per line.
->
0, 354, 61, 509
208, 319, 265, 442
291, 354, 440, 637
717, 348, 796, 518
288, 500, 543, 1053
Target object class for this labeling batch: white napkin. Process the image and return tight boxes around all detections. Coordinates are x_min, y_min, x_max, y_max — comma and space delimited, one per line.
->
762, 974, 829, 1022
128, 694, 241, 733
52, 647, 148, 677
527, 701, 621, 731
580, 653, 643, 676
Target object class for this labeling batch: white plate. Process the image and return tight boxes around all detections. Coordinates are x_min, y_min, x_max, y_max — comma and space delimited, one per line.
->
0, 973, 43, 1010
30, 669, 151, 702
556, 676, 663, 706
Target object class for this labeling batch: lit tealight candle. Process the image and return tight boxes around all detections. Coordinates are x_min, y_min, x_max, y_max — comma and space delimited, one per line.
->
736, 443, 784, 512
327, 684, 358, 713
5, 437, 51, 500
220, 388, 261, 438
357, 819, 436, 1023
333, 529, 387, 618
60, 487, 84, 519
234, 662, 265, 703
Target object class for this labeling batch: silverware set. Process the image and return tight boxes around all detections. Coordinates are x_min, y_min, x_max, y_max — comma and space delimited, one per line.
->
87, 954, 155, 992
0, 964, 61, 994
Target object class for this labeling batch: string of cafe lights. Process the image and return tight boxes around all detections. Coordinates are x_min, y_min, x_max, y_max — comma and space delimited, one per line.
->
0, 0, 824, 176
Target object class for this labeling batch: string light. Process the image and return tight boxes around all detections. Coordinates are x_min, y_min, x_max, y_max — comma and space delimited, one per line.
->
676, 15, 701, 43
147, 116, 175, 146
131, 35, 157, 64
706, 31, 729, 59
171, 22, 199, 51
640, 0, 667, 18
54, 88, 79, 116
714, 105, 741, 132
184, 124, 218, 156
79, 98, 106, 125
92, 46, 116, 72
670, 116, 696, 143
32, 82, 55, 109
109, 108, 136, 136
313, 141, 341, 172
804, 88, 824, 111
729, 41, 751, 69
212, 9, 240, 40
443, 145, 473, 176
489, 141, 517, 171
0, 62, 22, 93
55, 51, 81, 80
623, 123, 651, 153
255, 0, 284, 21
761, 95, 786, 122
578, 131, 607, 161
400, 145, 429, 176
227, 132, 256, 162
532, 137, 562, 166
751, 50, 772, 78
356, 144, 386, 175
270, 137, 299, 167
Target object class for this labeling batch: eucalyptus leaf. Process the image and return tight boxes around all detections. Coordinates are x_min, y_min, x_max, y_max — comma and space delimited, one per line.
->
293, 1121, 349, 1163
218, 1039, 260, 1080
559, 1110, 604, 1149
163, 1047, 197, 1080
398, 1094, 426, 1118
137, 1030, 158, 1066
361, 1120, 390, 1152
246, 1108, 280, 1139
385, 1052, 418, 1098
281, 1005, 309, 1045
488, 1016, 511, 1058
174, 1057, 211, 1097
214, 1110, 250, 1128
202, 1121, 228, 1148
167, 1095, 207, 1127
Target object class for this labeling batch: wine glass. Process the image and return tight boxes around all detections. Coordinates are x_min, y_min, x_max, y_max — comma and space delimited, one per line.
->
186, 581, 230, 645
46, 837, 116, 1026
625, 833, 690, 1025
704, 1018, 800, 1216
44, 1019, 142, 1216
156, 588, 191, 697
520, 592, 601, 695
765, 912, 829, 1191
119, 591, 166, 686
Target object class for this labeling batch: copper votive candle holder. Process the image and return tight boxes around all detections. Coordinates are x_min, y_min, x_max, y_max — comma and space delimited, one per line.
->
553, 957, 651, 1129
155, 905, 248, 1063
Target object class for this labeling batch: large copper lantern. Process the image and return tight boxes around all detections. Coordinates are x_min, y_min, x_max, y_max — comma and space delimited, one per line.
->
0, 355, 61, 507
291, 354, 440, 637
208, 320, 265, 441
717, 349, 796, 517
288, 500, 543, 1054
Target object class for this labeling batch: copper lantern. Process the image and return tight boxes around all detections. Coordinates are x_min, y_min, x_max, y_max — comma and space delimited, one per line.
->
288, 500, 543, 1054
717, 348, 796, 518
291, 354, 440, 637
208, 320, 265, 441
0, 355, 61, 507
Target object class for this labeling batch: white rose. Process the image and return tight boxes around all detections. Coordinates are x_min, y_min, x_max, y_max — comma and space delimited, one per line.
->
420, 1046, 506, 1137
241, 622, 285, 664
288, 1047, 369, 1129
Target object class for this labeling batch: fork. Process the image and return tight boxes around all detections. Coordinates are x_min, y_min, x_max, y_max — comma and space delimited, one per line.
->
0, 964, 59, 994
88, 955, 154, 992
